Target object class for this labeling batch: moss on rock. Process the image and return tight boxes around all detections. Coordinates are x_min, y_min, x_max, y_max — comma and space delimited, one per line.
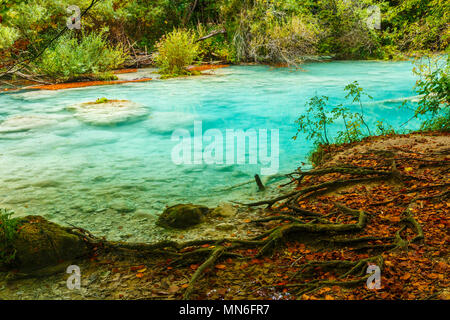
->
3, 216, 89, 272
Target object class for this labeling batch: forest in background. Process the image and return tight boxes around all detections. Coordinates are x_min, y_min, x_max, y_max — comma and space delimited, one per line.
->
0, 0, 449, 81
0, 0, 448, 136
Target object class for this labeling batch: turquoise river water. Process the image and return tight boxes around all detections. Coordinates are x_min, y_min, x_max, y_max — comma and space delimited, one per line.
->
0, 61, 422, 242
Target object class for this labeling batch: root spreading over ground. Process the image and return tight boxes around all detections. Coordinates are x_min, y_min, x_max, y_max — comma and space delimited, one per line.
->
1, 132, 448, 300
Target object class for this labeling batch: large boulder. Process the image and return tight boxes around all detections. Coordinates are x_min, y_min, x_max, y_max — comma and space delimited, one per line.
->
3, 216, 89, 272
157, 204, 210, 229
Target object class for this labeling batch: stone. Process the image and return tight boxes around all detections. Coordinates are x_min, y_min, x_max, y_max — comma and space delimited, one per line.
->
4, 216, 89, 272
211, 203, 237, 217
109, 200, 136, 213
215, 223, 234, 231
66, 100, 148, 126
133, 209, 153, 219
0, 115, 62, 133
157, 204, 210, 229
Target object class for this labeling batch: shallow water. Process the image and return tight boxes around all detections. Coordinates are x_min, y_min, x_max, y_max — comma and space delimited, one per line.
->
0, 61, 422, 242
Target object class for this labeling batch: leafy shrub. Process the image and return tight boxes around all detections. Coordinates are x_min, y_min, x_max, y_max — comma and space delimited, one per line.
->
293, 95, 333, 145
0, 208, 19, 265
332, 105, 367, 144
412, 55, 449, 131
196, 24, 236, 63
0, 25, 20, 50
34, 31, 128, 82
343, 81, 373, 136
317, 0, 381, 59
419, 108, 450, 132
382, 0, 449, 53
248, 15, 320, 65
294, 81, 396, 167
222, 0, 321, 65
413, 56, 449, 115
294, 81, 373, 149
155, 28, 200, 78
375, 120, 396, 136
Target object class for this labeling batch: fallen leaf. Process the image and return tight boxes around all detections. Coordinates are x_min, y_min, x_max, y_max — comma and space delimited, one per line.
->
168, 285, 180, 293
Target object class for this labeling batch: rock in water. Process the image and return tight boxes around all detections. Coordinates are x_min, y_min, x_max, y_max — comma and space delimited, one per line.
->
3, 216, 89, 272
211, 203, 237, 217
66, 100, 148, 126
109, 199, 136, 213
157, 204, 210, 229
0, 115, 60, 133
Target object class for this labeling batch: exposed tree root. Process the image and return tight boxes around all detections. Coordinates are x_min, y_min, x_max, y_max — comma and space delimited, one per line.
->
183, 246, 225, 300
241, 176, 388, 208
56, 146, 439, 300
287, 255, 384, 296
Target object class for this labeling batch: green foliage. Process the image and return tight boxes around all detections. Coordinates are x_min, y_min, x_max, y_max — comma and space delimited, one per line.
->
122, 0, 200, 49
221, 0, 321, 64
0, 25, 20, 50
344, 81, 373, 136
196, 24, 236, 63
33, 31, 127, 82
382, 0, 449, 54
375, 120, 396, 136
0, 0, 29, 14
0, 208, 19, 265
412, 54, 450, 131
331, 105, 367, 144
294, 82, 379, 161
1, 0, 449, 80
155, 28, 200, 77
413, 56, 449, 116
316, 0, 382, 59
248, 14, 320, 64
95, 97, 109, 104
419, 108, 450, 132
294, 95, 333, 145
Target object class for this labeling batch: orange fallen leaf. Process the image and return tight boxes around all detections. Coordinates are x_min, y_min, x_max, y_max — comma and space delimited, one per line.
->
168, 285, 180, 293
215, 264, 227, 270
130, 265, 145, 271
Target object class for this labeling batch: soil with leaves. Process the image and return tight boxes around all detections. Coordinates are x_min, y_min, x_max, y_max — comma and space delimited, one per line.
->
1, 132, 448, 300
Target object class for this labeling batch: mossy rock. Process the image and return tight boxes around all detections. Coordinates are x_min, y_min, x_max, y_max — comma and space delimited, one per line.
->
157, 204, 210, 229
3, 216, 89, 272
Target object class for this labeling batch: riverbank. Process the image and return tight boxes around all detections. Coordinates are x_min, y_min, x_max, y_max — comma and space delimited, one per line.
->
1, 131, 448, 300
0, 65, 232, 93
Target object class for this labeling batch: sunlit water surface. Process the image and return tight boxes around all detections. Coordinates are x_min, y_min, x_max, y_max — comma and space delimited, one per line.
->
0, 62, 422, 241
